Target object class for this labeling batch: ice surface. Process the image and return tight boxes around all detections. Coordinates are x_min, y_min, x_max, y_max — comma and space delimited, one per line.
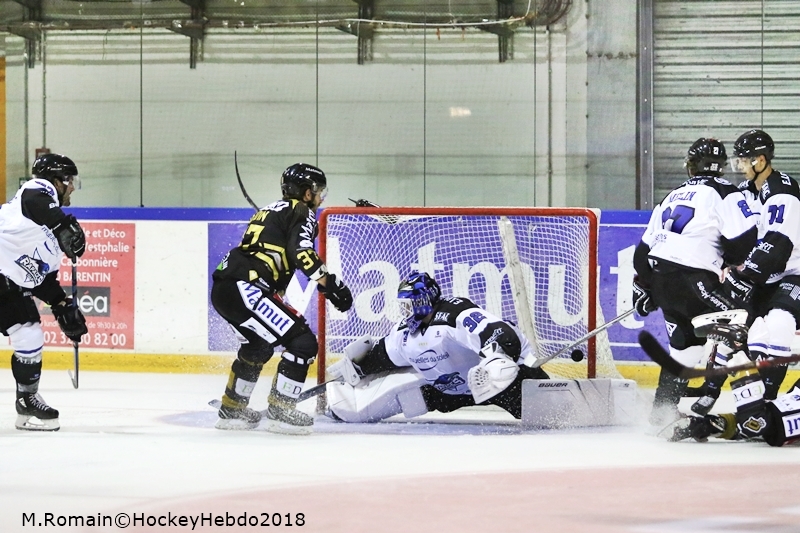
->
0, 369, 798, 533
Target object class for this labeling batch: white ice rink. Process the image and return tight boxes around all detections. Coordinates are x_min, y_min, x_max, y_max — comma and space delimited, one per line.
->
1, 368, 799, 533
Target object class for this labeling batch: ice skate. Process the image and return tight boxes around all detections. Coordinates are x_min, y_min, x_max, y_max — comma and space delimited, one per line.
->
215, 401, 262, 430
15, 392, 60, 432
265, 390, 313, 435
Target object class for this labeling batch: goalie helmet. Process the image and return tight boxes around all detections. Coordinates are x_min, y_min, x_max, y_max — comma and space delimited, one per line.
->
280, 163, 327, 204
684, 138, 727, 177
397, 271, 441, 334
31, 153, 79, 186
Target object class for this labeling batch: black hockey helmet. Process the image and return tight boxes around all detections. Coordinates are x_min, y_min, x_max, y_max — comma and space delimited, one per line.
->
280, 163, 327, 201
733, 129, 774, 161
31, 153, 79, 186
685, 138, 727, 177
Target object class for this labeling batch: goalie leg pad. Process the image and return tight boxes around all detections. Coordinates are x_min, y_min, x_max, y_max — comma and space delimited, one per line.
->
326, 370, 427, 423
468, 354, 519, 404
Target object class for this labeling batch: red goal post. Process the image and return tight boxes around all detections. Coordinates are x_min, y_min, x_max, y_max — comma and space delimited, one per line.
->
316, 206, 612, 386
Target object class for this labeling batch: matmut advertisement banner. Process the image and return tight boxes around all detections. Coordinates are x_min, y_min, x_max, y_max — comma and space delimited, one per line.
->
39, 222, 135, 350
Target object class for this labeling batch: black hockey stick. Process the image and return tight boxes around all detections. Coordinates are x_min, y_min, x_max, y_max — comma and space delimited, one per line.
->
638, 330, 800, 379
234, 151, 259, 211
67, 259, 79, 389
207, 377, 344, 411
348, 198, 381, 208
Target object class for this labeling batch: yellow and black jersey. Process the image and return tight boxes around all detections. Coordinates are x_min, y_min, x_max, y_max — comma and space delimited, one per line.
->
213, 199, 327, 292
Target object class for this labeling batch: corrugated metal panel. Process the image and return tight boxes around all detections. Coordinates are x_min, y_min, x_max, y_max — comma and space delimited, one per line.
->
653, 0, 800, 200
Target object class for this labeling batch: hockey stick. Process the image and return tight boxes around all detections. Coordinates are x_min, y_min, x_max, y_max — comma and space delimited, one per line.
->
234, 151, 259, 211
638, 330, 800, 379
67, 259, 79, 389
207, 377, 344, 411
529, 308, 635, 368
348, 198, 381, 208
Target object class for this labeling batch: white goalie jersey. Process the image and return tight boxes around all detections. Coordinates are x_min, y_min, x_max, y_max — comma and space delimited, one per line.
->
382, 296, 533, 396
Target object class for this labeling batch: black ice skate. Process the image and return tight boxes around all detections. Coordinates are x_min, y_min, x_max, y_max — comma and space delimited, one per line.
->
265, 390, 313, 435
215, 402, 262, 430
15, 392, 60, 431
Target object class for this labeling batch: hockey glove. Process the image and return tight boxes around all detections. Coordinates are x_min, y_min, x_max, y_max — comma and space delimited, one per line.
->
53, 215, 86, 261
711, 270, 754, 310
632, 275, 657, 317
51, 298, 88, 343
318, 273, 353, 312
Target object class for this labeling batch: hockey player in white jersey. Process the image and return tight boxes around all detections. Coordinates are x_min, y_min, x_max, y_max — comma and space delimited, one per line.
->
632, 138, 758, 426
0, 154, 88, 431
690, 130, 800, 416
325, 271, 549, 423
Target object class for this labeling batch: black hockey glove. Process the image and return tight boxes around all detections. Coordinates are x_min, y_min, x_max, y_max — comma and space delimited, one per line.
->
318, 273, 353, 312
53, 214, 86, 261
632, 275, 657, 317
711, 270, 754, 311
51, 298, 88, 343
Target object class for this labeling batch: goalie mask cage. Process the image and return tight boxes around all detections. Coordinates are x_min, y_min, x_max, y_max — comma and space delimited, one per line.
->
317, 206, 620, 386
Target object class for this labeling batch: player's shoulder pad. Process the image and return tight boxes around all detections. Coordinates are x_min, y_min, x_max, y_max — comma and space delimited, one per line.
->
761, 171, 800, 202
429, 297, 479, 327
26, 178, 57, 200
686, 176, 742, 199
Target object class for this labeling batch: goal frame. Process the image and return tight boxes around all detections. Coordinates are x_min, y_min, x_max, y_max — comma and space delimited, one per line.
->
316, 206, 600, 385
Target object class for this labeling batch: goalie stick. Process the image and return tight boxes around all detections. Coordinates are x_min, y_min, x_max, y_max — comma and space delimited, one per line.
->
207, 377, 344, 412
529, 308, 635, 368
638, 330, 800, 379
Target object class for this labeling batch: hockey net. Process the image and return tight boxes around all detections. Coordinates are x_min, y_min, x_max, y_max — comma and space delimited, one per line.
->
317, 207, 622, 385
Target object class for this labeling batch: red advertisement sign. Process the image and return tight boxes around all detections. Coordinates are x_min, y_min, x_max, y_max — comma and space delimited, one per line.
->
40, 222, 136, 349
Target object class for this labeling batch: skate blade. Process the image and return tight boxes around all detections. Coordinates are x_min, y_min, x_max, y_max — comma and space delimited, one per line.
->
214, 418, 260, 431
15, 415, 60, 432
264, 418, 313, 436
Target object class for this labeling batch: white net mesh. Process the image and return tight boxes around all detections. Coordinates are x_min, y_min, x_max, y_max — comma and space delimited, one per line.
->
319, 207, 621, 381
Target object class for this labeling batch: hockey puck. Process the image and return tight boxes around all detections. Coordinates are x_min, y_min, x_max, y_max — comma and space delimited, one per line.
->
570, 349, 585, 362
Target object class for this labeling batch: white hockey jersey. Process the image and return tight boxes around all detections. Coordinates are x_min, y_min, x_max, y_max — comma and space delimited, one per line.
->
383, 297, 533, 396
0, 179, 65, 288
739, 170, 800, 284
642, 176, 758, 275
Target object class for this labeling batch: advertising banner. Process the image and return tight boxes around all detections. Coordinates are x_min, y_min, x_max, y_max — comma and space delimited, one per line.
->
205, 211, 667, 362
40, 222, 135, 350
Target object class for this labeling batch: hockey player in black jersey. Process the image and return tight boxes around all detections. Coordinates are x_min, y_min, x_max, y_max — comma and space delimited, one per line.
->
667, 323, 800, 447
0, 154, 88, 431
632, 138, 758, 426
211, 163, 353, 434
689, 130, 800, 416
324, 271, 549, 422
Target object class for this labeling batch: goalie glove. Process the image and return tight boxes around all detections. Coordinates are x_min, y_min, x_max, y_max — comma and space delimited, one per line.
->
468, 342, 520, 404
327, 357, 364, 386
318, 273, 353, 312
711, 270, 754, 311
632, 275, 657, 317
51, 298, 88, 343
